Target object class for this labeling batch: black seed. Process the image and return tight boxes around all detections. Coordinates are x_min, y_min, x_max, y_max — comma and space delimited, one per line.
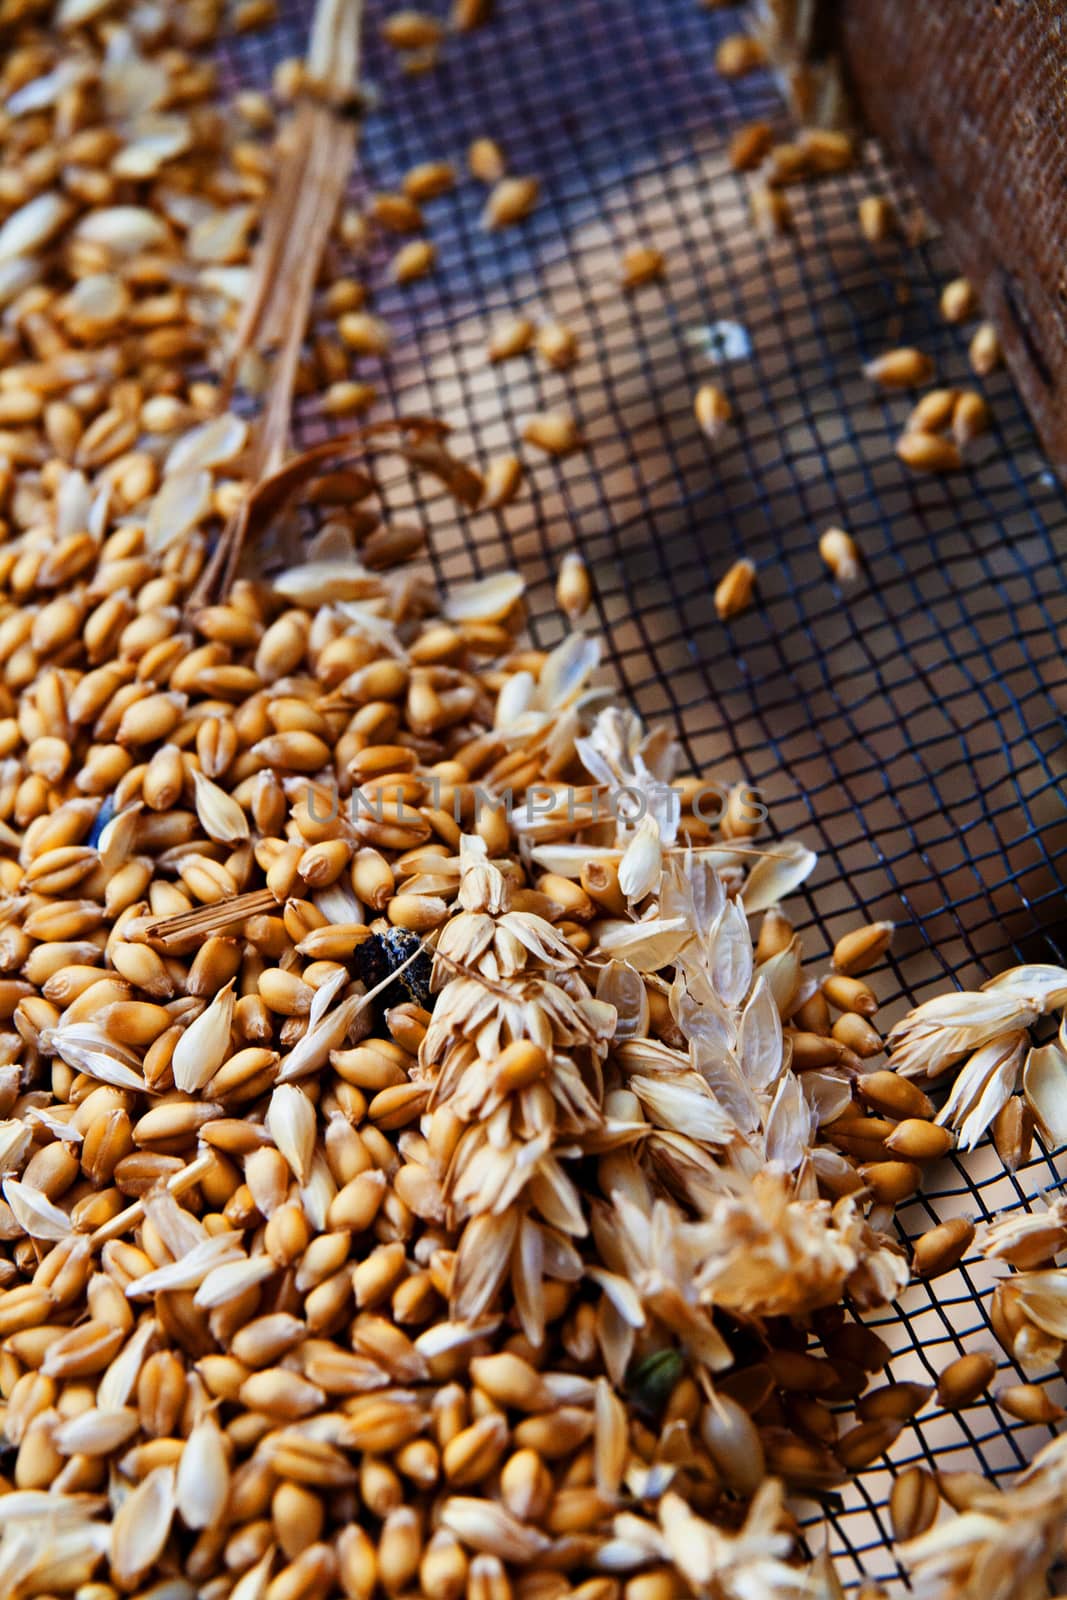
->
625, 1347, 685, 1418
355, 929, 433, 1010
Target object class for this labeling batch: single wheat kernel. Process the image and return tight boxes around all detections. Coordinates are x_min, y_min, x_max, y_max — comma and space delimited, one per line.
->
392, 239, 436, 283
819, 526, 861, 581
913, 1216, 975, 1277
487, 316, 535, 363
858, 195, 894, 242
750, 184, 792, 236
890, 1467, 940, 1541
895, 431, 962, 472
907, 388, 958, 434
952, 389, 992, 445
937, 1352, 997, 1410
715, 33, 766, 76
482, 176, 539, 229
863, 347, 934, 388
323, 381, 377, 416
969, 320, 1002, 376
714, 558, 756, 620
382, 10, 444, 49
729, 121, 773, 172
556, 553, 591, 622
694, 382, 732, 440
940, 276, 977, 323
483, 456, 523, 506
619, 246, 665, 289
833, 920, 893, 974
522, 411, 581, 455
536, 321, 579, 370
403, 161, 456, 201
468, 137, 506, 182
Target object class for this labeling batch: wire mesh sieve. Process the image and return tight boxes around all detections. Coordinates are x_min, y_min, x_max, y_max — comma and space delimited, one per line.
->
217, 0, 1067, 1587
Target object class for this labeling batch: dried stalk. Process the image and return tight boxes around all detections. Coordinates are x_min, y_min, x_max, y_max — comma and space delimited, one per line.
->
142, 888, 281, 949
189, 0, 365, 613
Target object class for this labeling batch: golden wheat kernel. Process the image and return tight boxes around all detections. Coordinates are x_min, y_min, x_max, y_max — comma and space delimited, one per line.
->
382, 9, 444, 48
762, 141, 810, 187
818, 526, 861, 581
832, 920, 893, 974
619, 245, 665, 289
482, 455, 523, 507
337, 311, 392, 356
555, 551, 591, 622
863, 347, 934, 388
522, 410, 580, 455
830, 1011, 882, 1057
895, 430, 962, 473
937, 1351, 997, 1409
694, 382, 732, 440
952, 388, 991, 445
403, 161, 456, 202
468, 137, 506, 181
536, 321, 579, 370
997, 1383, 1065, 1424
323, 279, 366, 317
940, 275, 977, 323
750, 183, 792, 236
886, 1465, 939, 1543
392, 238, 436, 283
969, 319, 1002, 375
912, 1216, 975, 1277
716, 32, 766, 75
800, 128, 855, 173
729, 120, 774, 172
487, 315, 534, 362
370, 191, 425, 233
883, 1117, 954, 1161
713, 556, 756, 619
906, 387, 958, 434
858, 194, 894, 242
482, 176, 539, 229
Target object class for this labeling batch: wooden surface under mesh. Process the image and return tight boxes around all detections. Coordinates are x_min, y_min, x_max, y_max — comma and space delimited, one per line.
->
840, 0, 1067, 483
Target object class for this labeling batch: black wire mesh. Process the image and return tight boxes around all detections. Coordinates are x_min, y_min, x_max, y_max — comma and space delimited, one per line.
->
218, 0, 1067, 1586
